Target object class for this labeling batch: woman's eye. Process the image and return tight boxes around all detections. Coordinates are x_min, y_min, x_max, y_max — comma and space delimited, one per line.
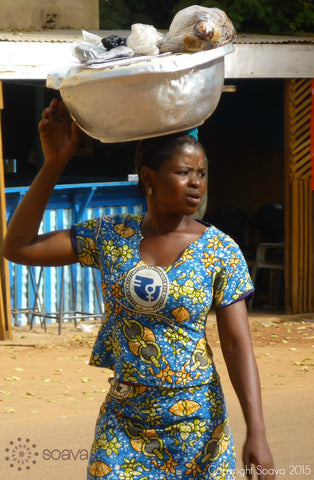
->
175, 170, 205, 177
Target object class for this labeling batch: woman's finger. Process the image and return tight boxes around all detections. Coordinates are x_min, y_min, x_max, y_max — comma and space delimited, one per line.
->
49, 98, 59, 109
42, 108, 51, 120
42, 98, 59, 119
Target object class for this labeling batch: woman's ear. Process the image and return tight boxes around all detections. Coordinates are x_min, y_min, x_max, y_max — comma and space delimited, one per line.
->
140, 166, 154, 193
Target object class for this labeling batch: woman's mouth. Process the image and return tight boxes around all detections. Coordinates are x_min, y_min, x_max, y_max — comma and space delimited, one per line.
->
186, 193, 201, 206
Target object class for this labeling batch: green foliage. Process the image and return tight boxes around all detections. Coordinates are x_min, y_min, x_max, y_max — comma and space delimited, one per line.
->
99, 0, 130, 29
99, 0, 153, 29
99, 0, 314, 34
172, 0, 314, 34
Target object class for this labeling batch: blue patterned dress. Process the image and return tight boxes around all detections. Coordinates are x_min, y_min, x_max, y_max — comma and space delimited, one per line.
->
71, 214, 254, 480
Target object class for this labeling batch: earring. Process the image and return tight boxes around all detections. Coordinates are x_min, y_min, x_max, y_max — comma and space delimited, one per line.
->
147, 186, 153, 196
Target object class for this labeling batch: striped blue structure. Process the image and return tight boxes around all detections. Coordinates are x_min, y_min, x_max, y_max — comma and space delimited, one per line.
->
5, 182, 147, 327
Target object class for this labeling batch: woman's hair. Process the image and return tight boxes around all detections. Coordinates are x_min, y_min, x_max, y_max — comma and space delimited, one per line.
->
135, 132, 204, 196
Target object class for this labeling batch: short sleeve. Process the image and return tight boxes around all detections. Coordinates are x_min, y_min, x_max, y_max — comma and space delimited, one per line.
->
213, 239, 254, 309
70, 218, 102, 269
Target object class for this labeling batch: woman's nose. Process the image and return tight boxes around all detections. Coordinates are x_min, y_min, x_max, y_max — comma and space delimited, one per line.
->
189, 172, 200, 186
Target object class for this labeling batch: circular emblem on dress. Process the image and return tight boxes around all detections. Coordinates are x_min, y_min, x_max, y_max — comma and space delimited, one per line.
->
125, 265, 169, 312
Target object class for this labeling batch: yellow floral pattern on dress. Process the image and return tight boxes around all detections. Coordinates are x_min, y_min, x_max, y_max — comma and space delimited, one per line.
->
72, 214, 254, 391
87, 379, 236, 479
201, 250, 227, 269
169, 270, 206, 305
113, 222, 136, 238
174, 246, 195, 268
102, 240, 133, 272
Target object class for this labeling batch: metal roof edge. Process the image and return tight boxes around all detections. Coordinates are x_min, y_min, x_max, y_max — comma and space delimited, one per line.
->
0, 32, 313, 80
0, 30, 130, 43
234, 33, 314, 45
0, 30, 313, 45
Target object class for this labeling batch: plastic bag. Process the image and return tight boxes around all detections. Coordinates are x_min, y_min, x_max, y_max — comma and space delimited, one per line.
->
81, 30, 103, 45
101, 35, 127, 50
127, 24, 164, 56
73, 41, 107, 63
160, 5, 236, 53
73, 30, 134, 65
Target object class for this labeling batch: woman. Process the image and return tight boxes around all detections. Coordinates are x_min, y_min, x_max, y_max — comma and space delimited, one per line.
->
3, 99, 274, 479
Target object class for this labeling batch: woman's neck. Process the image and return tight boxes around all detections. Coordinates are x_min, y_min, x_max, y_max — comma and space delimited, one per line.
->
141, 212, 189, 237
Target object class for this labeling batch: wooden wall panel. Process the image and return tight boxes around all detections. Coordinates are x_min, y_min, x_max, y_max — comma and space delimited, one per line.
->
285, 79, 313, 313
0, 81, 12, 339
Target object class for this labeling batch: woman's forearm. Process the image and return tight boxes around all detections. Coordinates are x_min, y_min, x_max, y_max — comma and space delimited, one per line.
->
221, 334, 266, 434
216, 301, 274, 478
2, 99, 79, 266
216, 301, 266, 434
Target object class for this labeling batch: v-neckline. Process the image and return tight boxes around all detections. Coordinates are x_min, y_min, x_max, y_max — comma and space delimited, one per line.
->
137, 215, 210, 269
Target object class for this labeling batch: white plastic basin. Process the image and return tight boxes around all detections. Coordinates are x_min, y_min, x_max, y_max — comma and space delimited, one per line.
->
46, 43, 234, 143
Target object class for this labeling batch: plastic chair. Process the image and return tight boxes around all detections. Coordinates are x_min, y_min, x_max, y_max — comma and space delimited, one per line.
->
252, 203, 284, 243
248, 204, 285, 310
248, 243, 285, 310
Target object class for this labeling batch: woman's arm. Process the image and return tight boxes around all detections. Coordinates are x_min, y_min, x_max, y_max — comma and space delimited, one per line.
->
216, 300, 275, 480
2, 99, 79, 266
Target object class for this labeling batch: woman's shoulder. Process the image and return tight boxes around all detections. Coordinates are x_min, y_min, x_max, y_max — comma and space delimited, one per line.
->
99, 213, 143, 240
87, 213, 143, 227
74, 213, 143, 239
113, 213, 143, 224
196, 219, 242, 251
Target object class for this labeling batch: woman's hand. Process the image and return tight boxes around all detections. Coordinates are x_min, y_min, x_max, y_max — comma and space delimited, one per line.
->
216, 300, 275, 479
39, 98, 80, 166
2, 99, 79, 266
243, 432, 275, 479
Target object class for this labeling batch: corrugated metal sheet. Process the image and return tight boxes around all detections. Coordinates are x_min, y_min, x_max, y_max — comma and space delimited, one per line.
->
0, 30, 130, 43
0, 30, 313, 44
10, 204, 145, 327
6, 182, 147, 326
0, 30, 313, 79
234, 34, 314, 44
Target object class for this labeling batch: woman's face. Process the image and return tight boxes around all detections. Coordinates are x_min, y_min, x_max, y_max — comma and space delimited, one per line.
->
145, 143, 207, 216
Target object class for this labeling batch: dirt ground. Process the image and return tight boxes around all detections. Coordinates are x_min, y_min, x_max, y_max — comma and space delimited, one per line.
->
0, 311, 313, 480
